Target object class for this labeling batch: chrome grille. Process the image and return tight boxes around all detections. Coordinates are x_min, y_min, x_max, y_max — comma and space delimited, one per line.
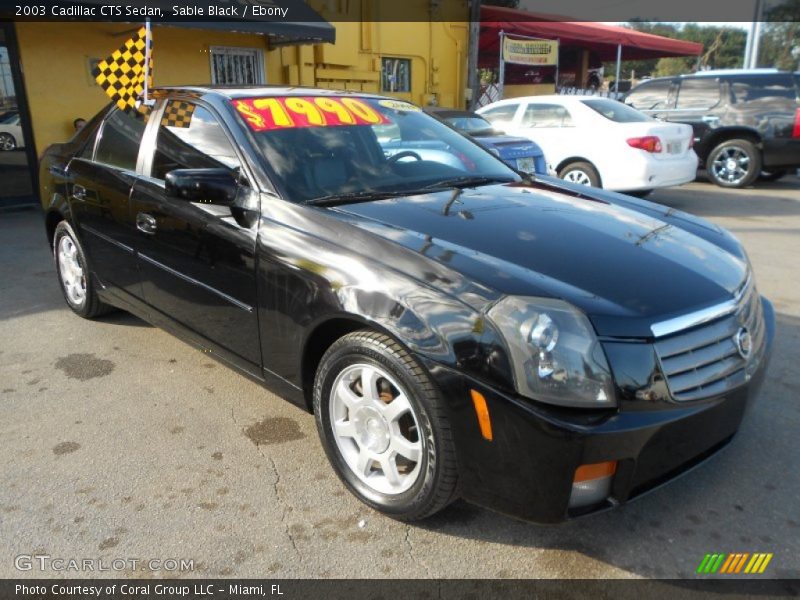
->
654, 280, 765, 402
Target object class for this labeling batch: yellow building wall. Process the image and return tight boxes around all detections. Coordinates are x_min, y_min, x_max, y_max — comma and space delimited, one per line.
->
16, 6, 469, 153
15, 22, 269, 152
271, 0, 469, 109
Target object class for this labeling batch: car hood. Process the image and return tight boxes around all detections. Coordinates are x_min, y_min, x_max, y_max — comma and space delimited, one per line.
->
327, 182, 748, 338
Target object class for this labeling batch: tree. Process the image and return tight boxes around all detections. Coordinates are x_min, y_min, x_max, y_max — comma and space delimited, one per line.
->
604, 22, 747, 80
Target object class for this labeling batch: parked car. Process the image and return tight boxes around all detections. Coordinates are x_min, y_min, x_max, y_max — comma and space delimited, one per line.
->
423, 107, 548, 175
624, 69, 800, 188
40, 87, 773, 524
0, 111, 23, 151
477, 95, 697, 195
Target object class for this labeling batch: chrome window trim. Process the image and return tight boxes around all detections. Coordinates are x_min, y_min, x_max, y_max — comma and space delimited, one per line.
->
650, 276, 751, 338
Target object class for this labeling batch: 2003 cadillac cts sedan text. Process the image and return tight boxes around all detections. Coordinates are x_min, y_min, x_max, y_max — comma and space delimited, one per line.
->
39, 87, 774, 523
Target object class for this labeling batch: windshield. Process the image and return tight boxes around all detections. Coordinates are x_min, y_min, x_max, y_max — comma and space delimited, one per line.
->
0, 112, 18, 124
582, 98, 653, 123
443, 115, 494, 134
232, 96, 519, 203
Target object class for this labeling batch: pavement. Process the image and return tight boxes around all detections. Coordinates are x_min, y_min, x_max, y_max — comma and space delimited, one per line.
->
1, 176, 799, 580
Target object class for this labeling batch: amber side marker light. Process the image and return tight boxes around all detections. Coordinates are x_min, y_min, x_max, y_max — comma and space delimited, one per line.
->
569, 460, 617, 509
470, 389, 493, 441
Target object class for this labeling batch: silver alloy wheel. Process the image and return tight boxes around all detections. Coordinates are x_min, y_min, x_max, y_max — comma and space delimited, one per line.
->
0, 133, 15, 151
563, 169, 592, 186
57, 235, 86, 306
329, 363, 424, 495
711, 146, 750, 185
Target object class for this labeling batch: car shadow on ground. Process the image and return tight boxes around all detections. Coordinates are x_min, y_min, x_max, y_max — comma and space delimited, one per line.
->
650, 176, 800, 220
414, 310, 800, 579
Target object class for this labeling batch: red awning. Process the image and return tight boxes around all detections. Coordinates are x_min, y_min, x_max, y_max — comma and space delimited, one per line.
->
480, 6, 703, 63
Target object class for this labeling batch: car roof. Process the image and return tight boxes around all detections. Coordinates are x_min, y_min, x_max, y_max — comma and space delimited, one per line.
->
151, 85, 391, 101
631, 69, 795, 87
481, 95, 599, 106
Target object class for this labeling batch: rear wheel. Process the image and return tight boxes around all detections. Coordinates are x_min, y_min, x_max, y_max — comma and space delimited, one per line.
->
53, 221, 113, 319
313, 330, 458, 521
559, 161, 600, 187
706, 139, 761, 188
0, 133, 16, 151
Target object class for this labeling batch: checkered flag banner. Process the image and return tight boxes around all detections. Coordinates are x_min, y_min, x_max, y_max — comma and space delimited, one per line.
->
93, 27, 153, 112
161, 101, 195, 129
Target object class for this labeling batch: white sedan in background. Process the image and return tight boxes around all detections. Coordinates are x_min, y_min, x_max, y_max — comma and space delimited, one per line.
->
477, 96, 697, 195
0, 112, 24, 151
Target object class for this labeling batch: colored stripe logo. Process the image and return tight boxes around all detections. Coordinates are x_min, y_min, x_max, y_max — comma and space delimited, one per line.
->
697, 553, 773, 574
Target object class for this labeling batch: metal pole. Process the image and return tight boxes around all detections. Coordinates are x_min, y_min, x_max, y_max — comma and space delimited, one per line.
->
466, 0, 481, 110
751, 19, 763, 69
554, 38, 560, 92
614, 43, 622, 96
743, 21, 755, 68
143, 18, 152, 104
498, 30, 505, 100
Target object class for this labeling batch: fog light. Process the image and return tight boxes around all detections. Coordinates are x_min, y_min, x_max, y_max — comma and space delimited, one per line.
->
568, 461, 617, 509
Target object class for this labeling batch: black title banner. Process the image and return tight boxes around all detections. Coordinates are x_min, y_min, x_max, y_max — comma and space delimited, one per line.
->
0, 0, 799, 22
3, 579, 800, 600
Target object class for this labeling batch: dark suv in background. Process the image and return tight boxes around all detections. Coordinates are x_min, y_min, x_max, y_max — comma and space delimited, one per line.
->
624, 69, 800, 188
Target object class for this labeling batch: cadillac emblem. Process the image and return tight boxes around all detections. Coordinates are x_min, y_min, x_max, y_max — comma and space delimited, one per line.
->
735, 327, 752, 360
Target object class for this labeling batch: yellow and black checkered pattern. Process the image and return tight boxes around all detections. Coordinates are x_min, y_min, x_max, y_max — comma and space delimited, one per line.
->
93, 27, 153, 112
161, 101, 195, 129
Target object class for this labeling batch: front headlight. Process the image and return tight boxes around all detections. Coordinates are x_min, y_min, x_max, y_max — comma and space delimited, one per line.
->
487, 296, 615, 408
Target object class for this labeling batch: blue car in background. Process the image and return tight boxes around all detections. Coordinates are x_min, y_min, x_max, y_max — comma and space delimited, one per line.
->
425, 107, 548, 175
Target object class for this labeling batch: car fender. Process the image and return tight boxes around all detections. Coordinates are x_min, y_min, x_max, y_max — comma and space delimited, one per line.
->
255, 198, 516, 406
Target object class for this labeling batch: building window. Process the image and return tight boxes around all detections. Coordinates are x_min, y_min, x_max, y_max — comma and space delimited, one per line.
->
381, 58, 411, 93
210, 46, 265, 86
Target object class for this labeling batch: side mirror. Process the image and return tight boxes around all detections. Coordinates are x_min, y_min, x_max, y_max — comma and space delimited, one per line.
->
165, 168, 238, 205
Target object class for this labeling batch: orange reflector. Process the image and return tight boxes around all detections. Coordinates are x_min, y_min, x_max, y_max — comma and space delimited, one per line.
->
573, 461, 617, 483
470, 389, 493, 441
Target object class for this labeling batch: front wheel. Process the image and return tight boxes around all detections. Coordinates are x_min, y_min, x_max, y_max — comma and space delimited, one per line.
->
0, 133, 16, 151
559, 161, 600, 187
706, 139, 761, 188
313, 330, 458, 521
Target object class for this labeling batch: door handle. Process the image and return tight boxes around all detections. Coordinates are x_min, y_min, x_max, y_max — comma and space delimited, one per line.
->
136, 212, 157, 235
72, 184, 87, 201
701, 115, 720, 124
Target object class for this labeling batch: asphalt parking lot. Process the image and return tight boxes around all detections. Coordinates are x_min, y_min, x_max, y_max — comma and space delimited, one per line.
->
1, 176, 799, 580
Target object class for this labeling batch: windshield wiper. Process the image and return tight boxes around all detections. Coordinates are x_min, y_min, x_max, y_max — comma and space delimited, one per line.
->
421, 175, 515, 191
305, 189, 414, 207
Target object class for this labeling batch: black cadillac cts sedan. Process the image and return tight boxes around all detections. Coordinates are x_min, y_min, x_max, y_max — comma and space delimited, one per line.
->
39, 87, 774, 523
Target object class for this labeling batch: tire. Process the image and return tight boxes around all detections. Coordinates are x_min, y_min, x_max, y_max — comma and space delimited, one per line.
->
558, 161, 601, 187
0, 132, 16, 151
313, 330, 459, 521
706, 139, 761, 188
53, 221, 114, 319
759, 169, 787, 182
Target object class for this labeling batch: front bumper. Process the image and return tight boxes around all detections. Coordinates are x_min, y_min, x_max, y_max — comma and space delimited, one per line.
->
422, 297, 775, 524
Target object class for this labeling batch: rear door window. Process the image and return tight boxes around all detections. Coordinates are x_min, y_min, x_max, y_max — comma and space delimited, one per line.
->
521, 104, 574, 128
94, 108, 149, 171
676, 78, 721, 110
